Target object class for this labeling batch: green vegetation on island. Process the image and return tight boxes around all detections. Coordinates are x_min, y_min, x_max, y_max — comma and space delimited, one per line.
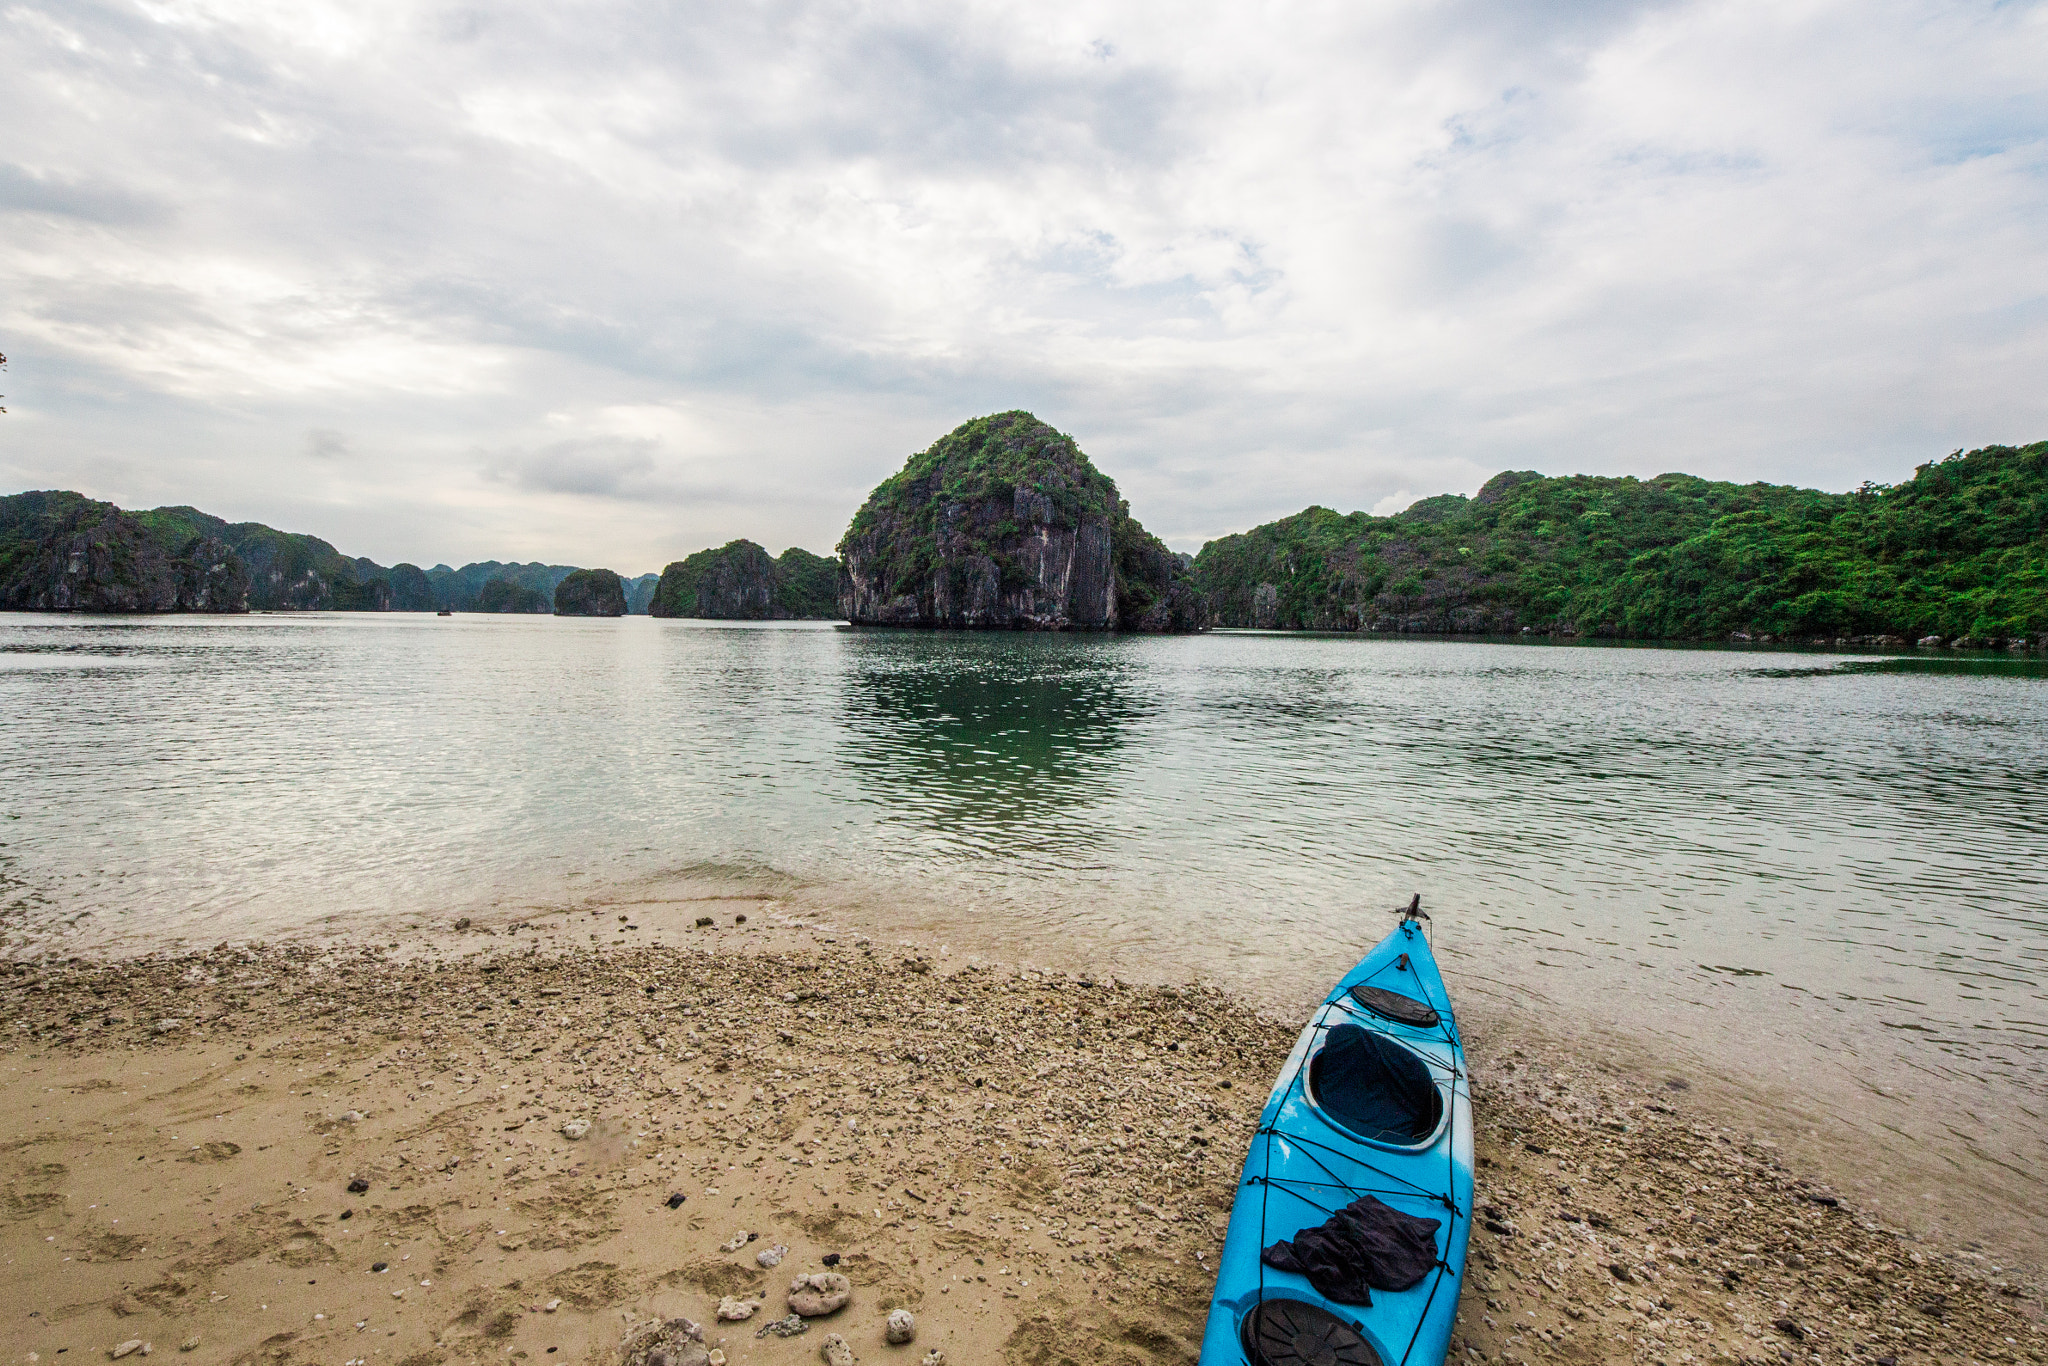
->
649, 540, 841, 619
8, 435, 2041, 644
1192, 441, 2047, 645
553, 567, 627, 617
475, 579, 549, 613
0, 490, 646, 615
838, 411, 1203, 631
1, 490, 248, 612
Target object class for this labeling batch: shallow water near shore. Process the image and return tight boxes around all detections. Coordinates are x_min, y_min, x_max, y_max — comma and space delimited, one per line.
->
2, 612, 2045, 1268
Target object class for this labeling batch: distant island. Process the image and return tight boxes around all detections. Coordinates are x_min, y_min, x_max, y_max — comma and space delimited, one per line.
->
1192, 440, 2046, 648
553, 567, 627, 617
0, 492, 815, 619
4, 433, 2041, 646
650, 540, 839, 620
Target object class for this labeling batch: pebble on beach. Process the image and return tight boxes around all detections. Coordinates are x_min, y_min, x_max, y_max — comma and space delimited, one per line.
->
756, 1243, 787, 1268
714, 1296, 756, 1322
619, 1317, 709, 1366
561, 1118, 591, 1140
884, 1309, 915, 1345
819, 1333, 854, 1366
788, 1272, 852, 1317
754, 1315, 809, 1340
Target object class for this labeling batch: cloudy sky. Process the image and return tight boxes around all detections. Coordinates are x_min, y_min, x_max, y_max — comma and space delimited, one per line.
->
2, 0, 2044, 570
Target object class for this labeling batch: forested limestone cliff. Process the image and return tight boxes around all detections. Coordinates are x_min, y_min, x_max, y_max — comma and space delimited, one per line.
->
649, 540, 839, 619
1192, 442, 2047, 645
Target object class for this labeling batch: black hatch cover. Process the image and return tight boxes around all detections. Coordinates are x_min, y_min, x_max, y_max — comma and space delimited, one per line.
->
1348, 984, 1440, 1029
1242, 1299, 1384, 1366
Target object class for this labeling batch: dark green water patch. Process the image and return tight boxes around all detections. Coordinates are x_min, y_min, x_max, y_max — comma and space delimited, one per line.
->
1837, 656, 2048, 680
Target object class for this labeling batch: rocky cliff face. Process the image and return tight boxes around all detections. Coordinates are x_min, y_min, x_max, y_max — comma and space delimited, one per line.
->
385, 563, 436, 612
0, 491, 249, 612
654, 540, 776, 618
135, 506, 373, 610
476, 579, 549, 613
622, 573, 660, 615
836, 412, 1203, 632
650, 540, 842, 619
553, 567, 627, 616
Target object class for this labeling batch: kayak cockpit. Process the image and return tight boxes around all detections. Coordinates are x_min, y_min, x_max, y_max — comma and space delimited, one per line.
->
1306, 1024, 1446, 1149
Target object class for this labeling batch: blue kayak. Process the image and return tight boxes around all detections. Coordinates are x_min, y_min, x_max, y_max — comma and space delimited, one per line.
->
1199, 907, 1473, 1366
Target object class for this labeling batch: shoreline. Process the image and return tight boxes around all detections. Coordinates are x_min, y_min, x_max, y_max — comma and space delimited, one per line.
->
2, 923, 2040, 1366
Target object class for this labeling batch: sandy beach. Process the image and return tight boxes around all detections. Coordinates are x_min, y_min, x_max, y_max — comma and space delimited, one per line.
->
2, 910, 2040, 1366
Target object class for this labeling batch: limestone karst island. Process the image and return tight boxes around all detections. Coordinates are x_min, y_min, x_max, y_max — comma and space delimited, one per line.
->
3, 418, 2042, 648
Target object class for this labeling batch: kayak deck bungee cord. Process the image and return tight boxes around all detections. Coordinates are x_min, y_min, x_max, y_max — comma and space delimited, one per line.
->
1199, 898, 1473, 1366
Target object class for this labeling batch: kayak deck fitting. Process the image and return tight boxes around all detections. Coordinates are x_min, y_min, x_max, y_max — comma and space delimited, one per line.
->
1199, 905, 1474, 1366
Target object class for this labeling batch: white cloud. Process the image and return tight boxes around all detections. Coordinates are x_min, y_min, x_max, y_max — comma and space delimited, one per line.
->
0, 0, 2043, 566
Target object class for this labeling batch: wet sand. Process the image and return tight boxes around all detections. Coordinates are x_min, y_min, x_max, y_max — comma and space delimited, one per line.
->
2, 915, 2040, 1366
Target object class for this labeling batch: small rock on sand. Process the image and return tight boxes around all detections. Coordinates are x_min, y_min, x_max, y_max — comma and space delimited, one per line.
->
153, 1019, 182, 1034
754, 1315, 808, 1340
561, 1119, 591, 1140
619, 1316, 709, 1366
884, 1310, 915, 1345
788, 1272, 851, 1317
176, 1339, 199, 1354
920, 1354, 944, 1366
111, 1344, 143, 1361
756, 1243, 787, 1268
720, 1230, 750, 1253
715, 1296, 757, 1321
819, 1334, 854, 1366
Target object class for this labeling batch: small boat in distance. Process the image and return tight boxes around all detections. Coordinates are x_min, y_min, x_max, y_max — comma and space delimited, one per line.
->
436, 608, 452, 616
1200, 897, 1473, 1366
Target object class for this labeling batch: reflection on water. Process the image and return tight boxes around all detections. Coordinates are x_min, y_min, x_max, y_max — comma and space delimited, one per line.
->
3, 613, 2046, 1255
837, 634, 1140, 862
1839, 655, 2048, 679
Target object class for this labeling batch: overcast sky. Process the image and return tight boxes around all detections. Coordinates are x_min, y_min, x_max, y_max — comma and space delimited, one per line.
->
2, 0, 2044, 570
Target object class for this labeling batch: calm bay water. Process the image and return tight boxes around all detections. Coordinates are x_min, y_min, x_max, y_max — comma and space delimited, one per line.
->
4, 613, 2046, 1257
